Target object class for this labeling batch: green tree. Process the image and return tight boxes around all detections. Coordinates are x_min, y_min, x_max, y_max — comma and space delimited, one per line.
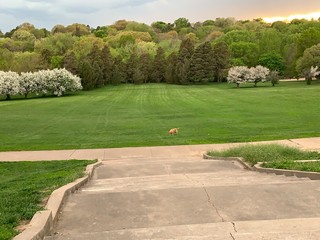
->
65, 23, 91, 36
111, 20, 129, 31
174, 18, 191, 32
101, 45, 113, 85
132, 68, 145, 84
297, 28, 320, 57
175, 38, 194, 84
125, 53, 139, 83
0, 48, 14, 71
111, 56, 126, 84
50, 55, 64, 68
271, 21, 289, 33
258, 29, 282, 55
267, 71, 280, 86
213, 42, 230, 82
151, 21, 173, 33
258, 52, 285, 73
230, 41, 259, 66
88, 45, 104, 87
51, 25, 66, 34
188, 42, 214, 83
139, 53, 152, 83
296, 43, 320, 77
63, 51, 78, 75
151, 47, 166, 83
93, 26, 108, 38
217, 30, 255, 45
79, 60, 96, 90
165, 52, 178, 84
11, 52, 42, 73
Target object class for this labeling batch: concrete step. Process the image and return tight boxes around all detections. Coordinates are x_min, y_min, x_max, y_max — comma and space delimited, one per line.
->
84, 170, 312, 193
96, 158, 244, 179
47, 218, 320, 240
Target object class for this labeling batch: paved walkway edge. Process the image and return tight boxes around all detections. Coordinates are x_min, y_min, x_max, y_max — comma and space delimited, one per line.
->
203, 154, 253, 170
13, 160, 102, 240
204, 154, 320, 180
254, 161, 320, 180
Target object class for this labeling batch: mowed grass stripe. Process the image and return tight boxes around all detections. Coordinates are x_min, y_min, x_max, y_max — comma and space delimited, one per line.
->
1, 82, 320, 151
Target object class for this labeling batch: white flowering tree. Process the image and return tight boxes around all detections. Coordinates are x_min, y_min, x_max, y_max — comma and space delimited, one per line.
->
248, 65, 270, 87
19, 72, 38, 98
0, 71, 20, 100
227, 66, 251, 88
51, 68, 82, 96
305, 66, 320, 85
1, 69, 82, 100
228, 65, 271, 88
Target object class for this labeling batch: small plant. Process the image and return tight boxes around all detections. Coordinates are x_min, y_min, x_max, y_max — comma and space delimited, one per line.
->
267, 70, 280, 86
207, 144, 320, 166
305, 66, 320, 85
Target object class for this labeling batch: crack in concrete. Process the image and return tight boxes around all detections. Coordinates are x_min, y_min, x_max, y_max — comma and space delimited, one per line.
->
69, 149, 77, 159
231, 222, 238, 232
230, 232, 236, 240
202, 186, 225, 222
183, 173, 226, 222
288, 139, 301, 147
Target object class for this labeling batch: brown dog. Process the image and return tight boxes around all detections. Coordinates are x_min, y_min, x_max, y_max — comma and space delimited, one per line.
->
168, 128, 179, 135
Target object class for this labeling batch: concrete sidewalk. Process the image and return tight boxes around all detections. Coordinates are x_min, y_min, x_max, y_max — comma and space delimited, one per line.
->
1, 137, 320, 161
4, 136, 320, 240
47, 149, 320, 240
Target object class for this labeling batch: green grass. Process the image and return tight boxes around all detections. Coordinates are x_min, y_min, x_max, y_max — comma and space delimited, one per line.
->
207, 144, 320, 166
1, 81, 320, 151
0, 160, 95, 240
263, 160, 320, 172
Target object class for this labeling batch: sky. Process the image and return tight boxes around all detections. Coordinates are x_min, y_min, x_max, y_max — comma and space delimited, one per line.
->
1, 0, 320, 32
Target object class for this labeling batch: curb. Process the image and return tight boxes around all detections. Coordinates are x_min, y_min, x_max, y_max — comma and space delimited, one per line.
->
203, 154, 320, 180
13, 160, 102, 240
254, 160, 320, 180
203, 154, 253, 170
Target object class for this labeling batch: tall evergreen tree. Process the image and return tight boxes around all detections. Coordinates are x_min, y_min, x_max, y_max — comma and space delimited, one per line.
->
165, 52, 178, 84
188, 41, 214, 83
88, 45, 104, 87
125, 53, 139, 83
139, 53, 152, 83
132, 68, 145, 84
101, 44, 113, 85
213, 42, 230, 83
151, 47, 166, 83
111, 56, 126, 84
175, 38, 194, 84
79, 60, 95, 90
63, 51, 78, 75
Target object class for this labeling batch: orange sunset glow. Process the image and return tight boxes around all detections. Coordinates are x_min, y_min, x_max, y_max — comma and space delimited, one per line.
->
263, 11, 320, 23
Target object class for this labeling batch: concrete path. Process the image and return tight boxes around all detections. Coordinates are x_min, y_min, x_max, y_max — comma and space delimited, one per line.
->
46, 156, 320, 240
1, 137, 320, 162
2, 137, 320, 239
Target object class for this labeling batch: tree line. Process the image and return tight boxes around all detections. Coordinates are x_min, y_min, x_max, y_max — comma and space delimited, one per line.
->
0, 17, 320, 90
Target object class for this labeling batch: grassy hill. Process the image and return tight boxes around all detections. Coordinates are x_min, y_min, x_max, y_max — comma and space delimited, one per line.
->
1, 82, 319, 151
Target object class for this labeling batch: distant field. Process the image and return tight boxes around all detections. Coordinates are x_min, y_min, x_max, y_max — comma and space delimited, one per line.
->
1, 82, 320, 151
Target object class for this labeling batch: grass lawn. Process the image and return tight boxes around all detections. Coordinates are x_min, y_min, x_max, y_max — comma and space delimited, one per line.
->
263, 160, 320, 172
0, 160, 95, 240
207, 144, 320, 166
1, 81, 320, 151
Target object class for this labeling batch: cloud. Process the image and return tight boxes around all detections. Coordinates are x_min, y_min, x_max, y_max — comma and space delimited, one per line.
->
0, 0, 320, 32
